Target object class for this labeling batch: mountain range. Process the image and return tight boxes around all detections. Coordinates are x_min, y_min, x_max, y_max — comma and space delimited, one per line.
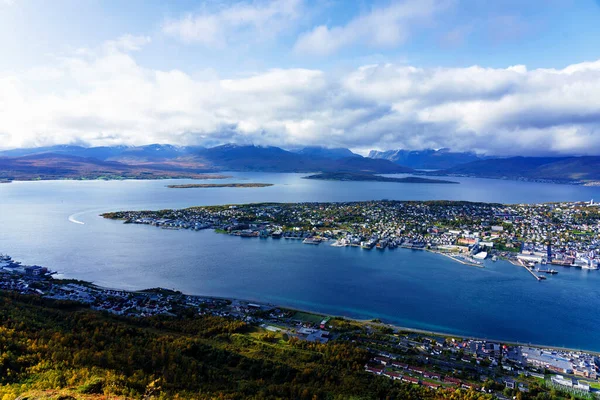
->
0, 144, 410, 181
2, 143, 600, 184
434, 156, 600, 183
368, 148, 482, 169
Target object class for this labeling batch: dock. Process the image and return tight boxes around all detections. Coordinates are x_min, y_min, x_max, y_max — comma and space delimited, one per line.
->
433, 251, 484, 268
513, 259, 543, 281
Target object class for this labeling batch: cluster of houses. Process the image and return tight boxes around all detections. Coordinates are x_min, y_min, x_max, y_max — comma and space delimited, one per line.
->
508, 346, 598, 380
106, 200, 600, 268
363, 335, 599, 396
365, 355, 480, 392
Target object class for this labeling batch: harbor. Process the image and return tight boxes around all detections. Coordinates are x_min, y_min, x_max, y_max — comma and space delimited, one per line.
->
512, 259, 545, 281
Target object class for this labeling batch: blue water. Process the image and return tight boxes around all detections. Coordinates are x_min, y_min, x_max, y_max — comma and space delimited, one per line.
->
1, 173, 600, 351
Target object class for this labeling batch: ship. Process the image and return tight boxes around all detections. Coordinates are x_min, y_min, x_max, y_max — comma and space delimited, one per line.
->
271, 230, 283, 238
491, 255, 498, 262
536, 269, 558, 274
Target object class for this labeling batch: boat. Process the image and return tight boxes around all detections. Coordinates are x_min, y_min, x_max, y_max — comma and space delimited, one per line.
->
303, 237, 321, 245
360, 239, 377, 249
271, 230, 282, 238
491, 255, 497, 262
536, 269, 558, 274
331, 239, 348, 247
538, 275, 547, 280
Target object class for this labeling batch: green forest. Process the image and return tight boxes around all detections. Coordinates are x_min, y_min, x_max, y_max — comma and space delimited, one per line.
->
0, 291, 498, 399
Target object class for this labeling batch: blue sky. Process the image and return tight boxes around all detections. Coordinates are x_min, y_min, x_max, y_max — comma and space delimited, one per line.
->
1, 0, 600, 155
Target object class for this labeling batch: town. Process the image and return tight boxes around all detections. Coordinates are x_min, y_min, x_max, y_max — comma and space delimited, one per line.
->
103, 200, 600, 272
1, 252, 599, 399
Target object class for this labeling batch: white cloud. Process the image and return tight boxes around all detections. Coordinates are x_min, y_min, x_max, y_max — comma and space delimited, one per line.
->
294, 0, 448, 55
1, 38, 600, 156
162, 0, 302, 47
103, 34, 152, 52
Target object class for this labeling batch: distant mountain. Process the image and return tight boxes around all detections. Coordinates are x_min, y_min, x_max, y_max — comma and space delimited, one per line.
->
368, 148, 482, 169
193, 144, 411, 173
0, 153, 225, 181
292, 146, 360, 159
436, 156, 600, 183
0, 144, 413, 180
0, 144, 196, 162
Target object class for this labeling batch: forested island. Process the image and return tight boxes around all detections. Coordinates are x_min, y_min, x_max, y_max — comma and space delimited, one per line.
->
304, 172, 458, 184
167, 183, 273, 189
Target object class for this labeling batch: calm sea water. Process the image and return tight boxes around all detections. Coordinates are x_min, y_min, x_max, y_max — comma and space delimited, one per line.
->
1, 173, 600, 351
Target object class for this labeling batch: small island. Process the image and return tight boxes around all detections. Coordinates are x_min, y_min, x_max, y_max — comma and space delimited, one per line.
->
167, 183, 274, 189
304, 172, 458, 184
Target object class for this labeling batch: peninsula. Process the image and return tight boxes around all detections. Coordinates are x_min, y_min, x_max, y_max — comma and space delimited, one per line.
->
102, 199, 600, 271
304, 172, 458, 184
167, 183, 273, 189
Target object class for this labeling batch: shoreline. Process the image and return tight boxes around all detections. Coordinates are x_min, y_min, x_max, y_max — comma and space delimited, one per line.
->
0, 174, 231, 183
65, 280, 600, 355
5, 250, 599, 355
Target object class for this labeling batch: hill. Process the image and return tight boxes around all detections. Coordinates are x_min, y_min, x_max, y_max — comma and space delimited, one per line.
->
0, 144, 412, 179
292, 146, 361, 159
192, 144, 411, 173
368, 148, 482, 169
436, 156, 600, 183
0, 292, 490, 399
0, 153, 225, 181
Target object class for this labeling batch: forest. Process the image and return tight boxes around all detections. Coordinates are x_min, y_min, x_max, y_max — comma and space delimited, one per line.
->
0, 291, 498, 399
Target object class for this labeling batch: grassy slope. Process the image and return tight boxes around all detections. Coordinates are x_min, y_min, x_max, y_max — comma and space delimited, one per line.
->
0, 292, 493, 400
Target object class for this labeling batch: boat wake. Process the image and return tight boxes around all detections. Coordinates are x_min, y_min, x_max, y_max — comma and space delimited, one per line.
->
68, 213, 86, 225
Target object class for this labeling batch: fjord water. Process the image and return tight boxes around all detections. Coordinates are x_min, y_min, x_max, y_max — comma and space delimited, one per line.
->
2, 173, 600, 351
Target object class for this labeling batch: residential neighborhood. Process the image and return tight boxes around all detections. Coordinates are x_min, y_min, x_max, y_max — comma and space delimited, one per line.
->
103, 200, 600, 270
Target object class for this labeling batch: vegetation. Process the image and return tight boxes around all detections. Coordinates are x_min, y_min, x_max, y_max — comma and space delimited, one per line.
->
0, 291, 495, 399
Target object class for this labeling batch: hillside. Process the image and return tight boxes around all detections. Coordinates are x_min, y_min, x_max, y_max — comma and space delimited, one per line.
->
292, 146, 361, 159
0, 144, 412, 179
436, 156, 600, 183
0, 153, 225, 181
192, 144, 411, 173
368, 149, 482, 170
0, 292, 490, 400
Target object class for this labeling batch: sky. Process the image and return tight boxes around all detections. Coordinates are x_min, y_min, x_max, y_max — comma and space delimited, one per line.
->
1, 0, 600, 156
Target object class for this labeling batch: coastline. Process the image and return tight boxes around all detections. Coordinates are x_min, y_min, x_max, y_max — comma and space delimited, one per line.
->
4, 250, 598, 354
66, 280, 600, 355
0, 174, 231, 182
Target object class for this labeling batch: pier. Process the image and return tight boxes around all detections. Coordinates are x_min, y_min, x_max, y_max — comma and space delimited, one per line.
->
433, 251, 484, 268
513, 259, 543, 281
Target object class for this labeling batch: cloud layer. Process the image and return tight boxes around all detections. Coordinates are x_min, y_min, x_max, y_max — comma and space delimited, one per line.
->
294, 0, 447, 56
1, 38, 599, 156
162, 0, 302, 47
